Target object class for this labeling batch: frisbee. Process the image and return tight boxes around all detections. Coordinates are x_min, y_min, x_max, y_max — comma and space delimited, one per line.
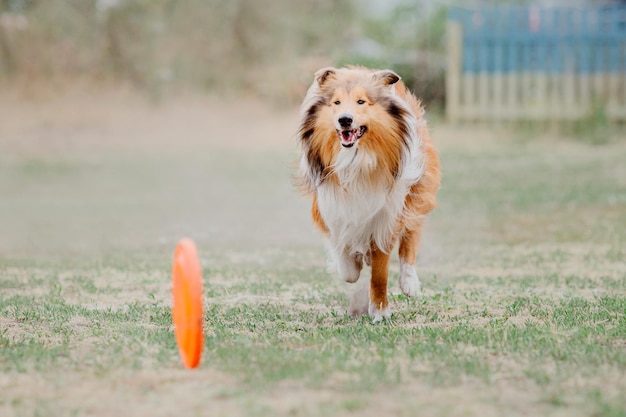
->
172, 238, 204, 369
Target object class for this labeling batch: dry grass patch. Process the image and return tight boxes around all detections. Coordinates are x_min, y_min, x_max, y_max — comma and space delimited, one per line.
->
1, 95, 625, 416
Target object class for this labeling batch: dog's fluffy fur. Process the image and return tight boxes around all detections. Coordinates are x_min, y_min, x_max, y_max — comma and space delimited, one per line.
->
296, 66, 441, 322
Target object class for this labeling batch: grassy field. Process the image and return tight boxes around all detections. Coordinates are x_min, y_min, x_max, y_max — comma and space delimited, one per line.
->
0, 93, 625, 416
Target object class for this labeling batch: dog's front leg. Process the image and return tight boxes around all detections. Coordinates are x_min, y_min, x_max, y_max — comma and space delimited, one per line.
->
368, 243, 391, 323
337, 248, 363, 283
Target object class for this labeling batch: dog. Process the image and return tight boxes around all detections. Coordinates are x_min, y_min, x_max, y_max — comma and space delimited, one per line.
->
296, 66, 441, 322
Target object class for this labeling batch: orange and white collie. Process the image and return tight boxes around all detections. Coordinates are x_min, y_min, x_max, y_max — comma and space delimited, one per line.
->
296, 66, 441, 322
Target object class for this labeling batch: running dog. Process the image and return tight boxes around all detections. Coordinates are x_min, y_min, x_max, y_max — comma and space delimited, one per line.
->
296, 66, 441, 322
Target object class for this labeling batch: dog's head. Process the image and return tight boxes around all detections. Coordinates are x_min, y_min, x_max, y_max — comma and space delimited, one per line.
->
297, 67, 414, 190
308, 67, 402, 148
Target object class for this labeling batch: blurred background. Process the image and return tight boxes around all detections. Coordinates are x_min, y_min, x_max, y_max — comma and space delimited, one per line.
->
1, 0, 624, 116
0, 0, 624, 259
0, 0, 453, 107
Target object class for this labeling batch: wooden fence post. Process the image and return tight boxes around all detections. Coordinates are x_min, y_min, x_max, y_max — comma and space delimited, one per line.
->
448, 5, 626, 122
446, 20, 462, 123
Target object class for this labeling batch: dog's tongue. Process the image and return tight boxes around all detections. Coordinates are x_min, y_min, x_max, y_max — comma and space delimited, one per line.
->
341, 129, 356, 145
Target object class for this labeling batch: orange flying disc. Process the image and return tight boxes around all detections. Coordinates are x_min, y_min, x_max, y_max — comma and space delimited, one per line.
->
172, 238, 204, 369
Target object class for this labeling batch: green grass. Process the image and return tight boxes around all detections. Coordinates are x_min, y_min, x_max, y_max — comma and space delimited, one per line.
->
0, 126, 625, 416
1, 253, 624, 415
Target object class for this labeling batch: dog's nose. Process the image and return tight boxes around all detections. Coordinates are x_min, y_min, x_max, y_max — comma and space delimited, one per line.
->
338, 115, 353, 128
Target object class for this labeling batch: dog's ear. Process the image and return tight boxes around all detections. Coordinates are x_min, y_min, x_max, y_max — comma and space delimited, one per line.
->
314, 67, 336, 87
373, 70, 400, 86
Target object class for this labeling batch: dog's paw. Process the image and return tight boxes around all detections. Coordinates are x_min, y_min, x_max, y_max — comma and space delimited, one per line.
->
354, 252, 364, 270
368, 301, 391, 324
338, 252, 363, 283
363, 250, 371, 266
399, 261, 421, 297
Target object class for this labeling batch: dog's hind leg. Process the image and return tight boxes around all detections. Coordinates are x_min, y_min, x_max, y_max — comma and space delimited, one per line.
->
368, 243, 391, 323
398, 226, 422, 297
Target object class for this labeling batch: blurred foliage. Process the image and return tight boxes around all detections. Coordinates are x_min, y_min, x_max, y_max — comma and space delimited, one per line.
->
336, 4, 449, 111
561, 100, 612, 145
0, 0, 355, 103
0, 0, 571, 110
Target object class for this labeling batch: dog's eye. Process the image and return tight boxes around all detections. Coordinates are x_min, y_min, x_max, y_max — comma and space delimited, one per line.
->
333, 100, 341, 105
357, 99, 365, 105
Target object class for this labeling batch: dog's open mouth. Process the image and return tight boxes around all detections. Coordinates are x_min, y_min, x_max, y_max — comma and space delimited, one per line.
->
338, 126, 367, 148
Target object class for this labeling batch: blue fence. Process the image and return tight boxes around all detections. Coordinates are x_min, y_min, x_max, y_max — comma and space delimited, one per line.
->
449, 6, 626, 74
446, 5, 626, 121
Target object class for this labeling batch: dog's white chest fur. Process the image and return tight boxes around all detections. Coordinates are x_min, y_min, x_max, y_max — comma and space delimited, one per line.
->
317, 148, 408, 255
